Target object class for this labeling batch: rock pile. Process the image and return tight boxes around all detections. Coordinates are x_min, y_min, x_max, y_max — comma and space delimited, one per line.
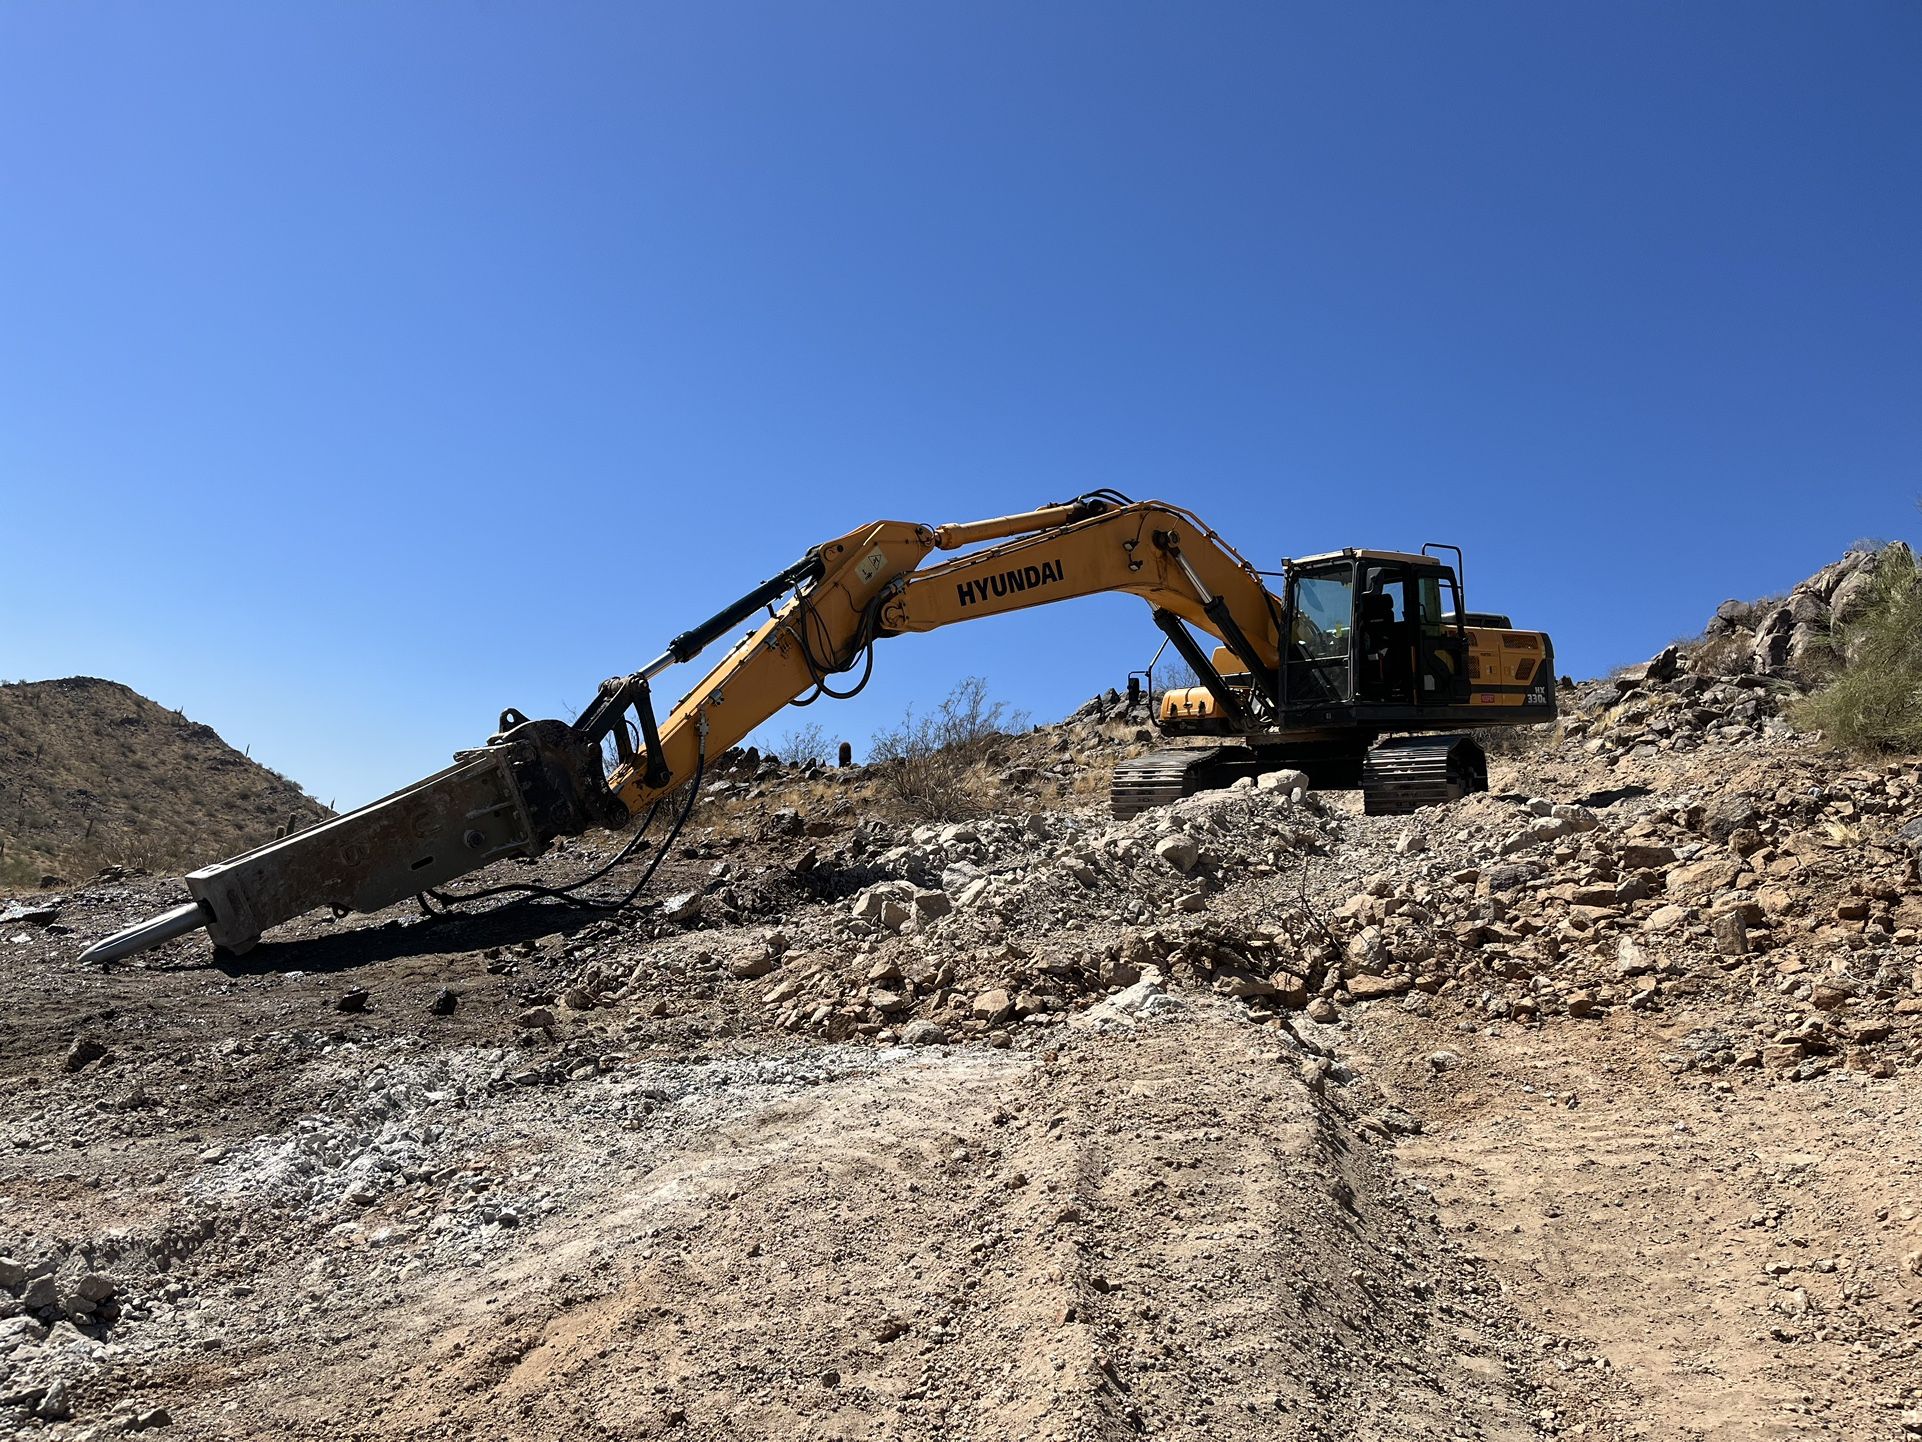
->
1319, 757, 1922, 1081
1561, 669, 1797, 765
566, 785, 1336, 1047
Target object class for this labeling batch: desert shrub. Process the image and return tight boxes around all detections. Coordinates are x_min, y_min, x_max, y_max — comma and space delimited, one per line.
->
1470, 722, 1556, 758
867, 677, 1028, 820
1791, 546, 1922, 756
773, 721, 834, 768
1148, 658, 1201, 700
1, 845, 53, 890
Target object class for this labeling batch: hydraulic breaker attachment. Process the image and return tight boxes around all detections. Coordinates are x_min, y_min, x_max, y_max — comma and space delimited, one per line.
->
77, 544, 833, 968
79, 711, 628, 966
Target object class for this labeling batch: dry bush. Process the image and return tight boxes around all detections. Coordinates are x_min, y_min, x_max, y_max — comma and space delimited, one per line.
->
1469, 721, 1557, 758
1792, 546, 1922, 757
1689, 630, 1753, 677
772, 721, 834, 768
0, 845, 53, 889
868, 677, 1029, 821
1148, 658, 1201, 700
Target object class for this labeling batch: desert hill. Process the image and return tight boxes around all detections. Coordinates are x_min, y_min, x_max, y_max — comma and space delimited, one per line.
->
0, 677, 326, 890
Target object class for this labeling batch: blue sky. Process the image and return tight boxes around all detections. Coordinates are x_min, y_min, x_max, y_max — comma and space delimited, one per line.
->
3, 2, 1917, 807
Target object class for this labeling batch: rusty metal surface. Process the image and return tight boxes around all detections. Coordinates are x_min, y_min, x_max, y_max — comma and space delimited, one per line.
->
184, 751, 536, 953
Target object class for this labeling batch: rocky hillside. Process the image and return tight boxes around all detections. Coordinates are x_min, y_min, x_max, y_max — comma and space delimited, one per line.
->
0, 678, 326, 890
1691, 543, 1910, 679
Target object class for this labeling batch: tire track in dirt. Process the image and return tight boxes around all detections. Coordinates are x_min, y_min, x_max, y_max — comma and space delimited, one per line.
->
167, 1012, 1574, 1441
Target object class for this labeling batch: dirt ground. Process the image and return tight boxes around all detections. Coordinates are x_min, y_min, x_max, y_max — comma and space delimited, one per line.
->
1362, 1002, 1922, 1442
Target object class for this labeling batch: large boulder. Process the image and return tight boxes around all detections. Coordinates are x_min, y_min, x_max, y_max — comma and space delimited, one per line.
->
852, 881, 917, 931
1154, 834, 1202, 874
1256, 768, 1311, 797
1706, 599, 1750, 636
1618, 644, 1682, 690
1830, 566, 1879, 629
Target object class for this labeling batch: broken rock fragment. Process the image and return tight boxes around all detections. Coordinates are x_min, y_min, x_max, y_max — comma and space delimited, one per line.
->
1154, 834, 1202, 874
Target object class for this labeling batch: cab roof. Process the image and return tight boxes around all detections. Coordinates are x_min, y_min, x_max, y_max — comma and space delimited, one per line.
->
1288, 548, 1447, 570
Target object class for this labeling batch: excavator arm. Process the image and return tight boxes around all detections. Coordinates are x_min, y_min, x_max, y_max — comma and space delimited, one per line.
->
82, 494, 1285, 965
595, 517, 937, 813
879, 499, 1287, 730
606, 497, 1289, 815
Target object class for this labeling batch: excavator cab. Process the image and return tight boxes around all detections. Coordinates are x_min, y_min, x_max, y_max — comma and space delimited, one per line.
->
1279, 549, 1470, 717
1147, 541, 1549, 813
1158, 547, 1487, 729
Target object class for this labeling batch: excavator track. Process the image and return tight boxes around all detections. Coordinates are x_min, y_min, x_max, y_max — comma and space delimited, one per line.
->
1110, 747, 1242, 819
1360, 735, 1487, 816
1112, 736, 1491, 819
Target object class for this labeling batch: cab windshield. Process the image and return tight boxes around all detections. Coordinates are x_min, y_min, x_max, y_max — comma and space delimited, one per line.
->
1293, 571, 1353, 658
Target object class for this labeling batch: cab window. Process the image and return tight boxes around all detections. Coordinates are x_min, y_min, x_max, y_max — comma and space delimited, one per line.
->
1418, 575, 1444, 632
1293, 573, 1353, 658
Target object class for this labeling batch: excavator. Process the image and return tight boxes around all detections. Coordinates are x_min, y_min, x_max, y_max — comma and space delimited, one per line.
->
82, 493, 1554, 965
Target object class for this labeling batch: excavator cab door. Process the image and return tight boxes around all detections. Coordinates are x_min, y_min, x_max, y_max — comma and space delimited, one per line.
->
1354, 561, 1469, 707
1417, 567, 1472, 705
1354, 566, 1416, 703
